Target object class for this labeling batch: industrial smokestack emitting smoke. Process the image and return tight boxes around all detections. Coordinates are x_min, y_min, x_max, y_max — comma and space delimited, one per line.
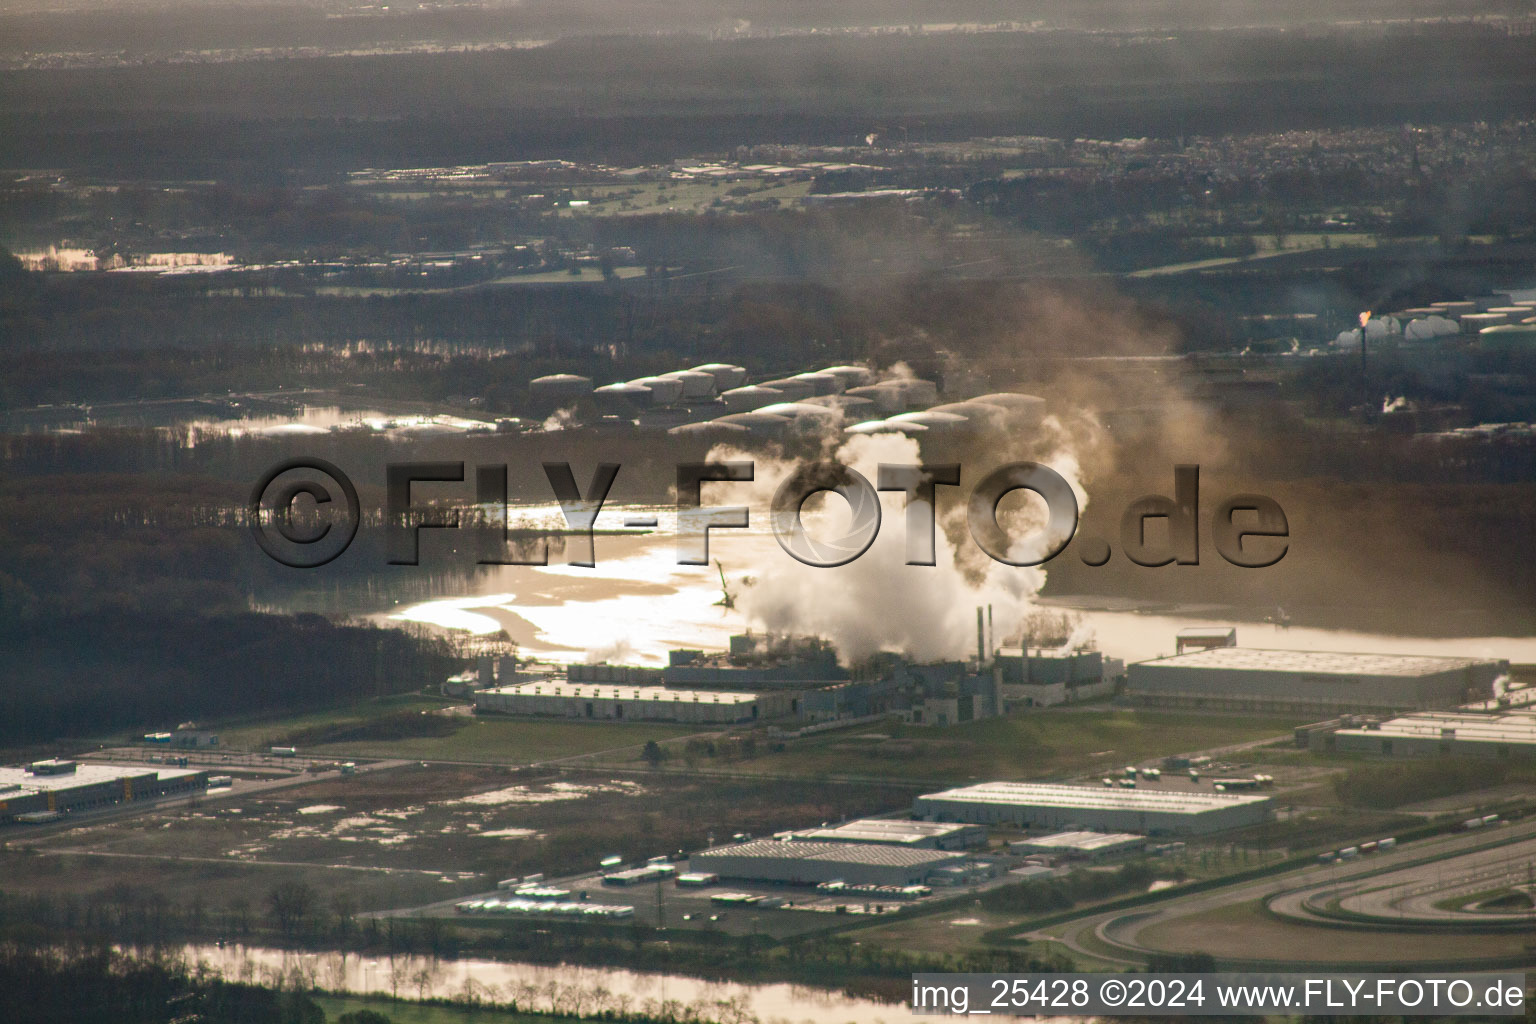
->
704, 418, 1096, 663
1359, 311, 1372, 375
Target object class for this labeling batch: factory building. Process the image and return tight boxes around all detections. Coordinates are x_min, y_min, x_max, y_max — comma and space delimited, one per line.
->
0, 760, 209, 823
689, 839, 966, 886
994, 648, 1116, 707
1175, 627, 1237, 655
662, 635, 848, 690
791, 818, 985, 850
1009, 831, 1148, 863
886, 659, 1005, 724
1127, 648, 1508, 714
472, 681, 795, 724
796, 679, 900, 722
1330, 710, 1536, 759
913, 782, 1272, 836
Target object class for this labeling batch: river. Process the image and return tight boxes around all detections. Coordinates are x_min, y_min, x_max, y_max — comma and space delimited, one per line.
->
372, 504, 1536, 668
179, 942, 990, 1023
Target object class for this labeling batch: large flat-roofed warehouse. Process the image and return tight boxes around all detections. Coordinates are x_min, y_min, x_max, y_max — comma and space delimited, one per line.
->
1127, 648, 1508, 714
913, 782, 1271, 835
1332, 710, 1536, 758
791, 818, 985, 850
689, 839, 966, 886
0, 760, 209, 823
473, 681, 794, 724
1009, 831, 1148, 862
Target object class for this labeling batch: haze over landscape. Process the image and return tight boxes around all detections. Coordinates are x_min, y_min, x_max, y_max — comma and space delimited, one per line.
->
2, 1, 1536, 1022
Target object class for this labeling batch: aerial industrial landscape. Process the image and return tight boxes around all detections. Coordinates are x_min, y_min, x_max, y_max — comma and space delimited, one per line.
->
2, 0, 1536, 1021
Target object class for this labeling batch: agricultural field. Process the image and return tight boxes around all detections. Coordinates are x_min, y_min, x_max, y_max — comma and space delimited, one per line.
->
216, 696, 703, 765
7, 764, 914, 910
701, 710, 1304, 783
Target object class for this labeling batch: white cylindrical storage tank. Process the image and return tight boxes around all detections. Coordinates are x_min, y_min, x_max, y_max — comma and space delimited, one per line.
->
1459, 313, 1508, 332
756, 402, 842, 423
972, 393, 1047, 424
802, 394, 875, 415
886, 378, 939, 407
667, 421, 749, 437
1485, 307, 1530, 319
690, 363, 748, 390
1404, 315, 1459, 341
821, 365, 873, 388
1403, 307, 1441, 318
845, 383, 907, 414
792, 371, 844, 396
629, 376, 685, 405
713, 413, 790, 437
719, 385, 785, 412
661, 370, 719, 400
1478, 324, 1536, 350
845, 418, 928, 436
887, 409, 968, 435
929, 401, 1009, 429
1431, 301, 1477, 316
529, 374, 592, 403
592, 382, 651, 415
760, 378, 816, 403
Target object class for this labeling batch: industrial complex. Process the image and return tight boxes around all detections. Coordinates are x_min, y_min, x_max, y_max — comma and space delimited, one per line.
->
912, 781, 1274, 835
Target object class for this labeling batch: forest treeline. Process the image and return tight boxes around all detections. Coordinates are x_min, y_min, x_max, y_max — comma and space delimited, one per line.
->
5, 28, 1536, 176
0, 473, 457, 746
0, 944, 329, 1024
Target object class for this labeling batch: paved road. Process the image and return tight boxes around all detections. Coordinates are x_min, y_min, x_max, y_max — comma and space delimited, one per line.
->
1267, 830, 1536, 926
1028, 818, 1536, 967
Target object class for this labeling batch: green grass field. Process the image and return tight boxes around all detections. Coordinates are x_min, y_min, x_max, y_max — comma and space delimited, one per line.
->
314, 994, 560, 1024
723, 710, 1302, 783
216, 696, 705, 764
307, 717, 703, 764
215, 695, 457, 751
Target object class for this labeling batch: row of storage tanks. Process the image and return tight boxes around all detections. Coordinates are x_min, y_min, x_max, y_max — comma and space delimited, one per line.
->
672, 389, 1048, 440
1335, 297, 1536, 347
529, 364, 1046, 439
528, 363, 749, 408
1394, 296, 1536, 341
530, 363, 870, 411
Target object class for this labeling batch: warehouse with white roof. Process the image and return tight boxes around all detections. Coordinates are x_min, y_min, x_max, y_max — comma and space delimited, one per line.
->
690, 839, 967, 886
1128, 648, 1507, 714
1331, 710, 1536, 759
913, 782, 1271, 835
472, 681, 795, 724
0, 760, 208, 823
791, 818, 985, 850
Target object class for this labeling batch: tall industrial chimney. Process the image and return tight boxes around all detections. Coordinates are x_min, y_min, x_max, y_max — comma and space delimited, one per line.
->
976, 606, 985, 666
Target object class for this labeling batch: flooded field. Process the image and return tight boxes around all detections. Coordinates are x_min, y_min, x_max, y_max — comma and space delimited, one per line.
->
17, 765, 915, 899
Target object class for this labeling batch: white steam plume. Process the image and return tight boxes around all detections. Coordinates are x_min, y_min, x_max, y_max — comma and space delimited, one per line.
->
704, 414, 1099, 663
